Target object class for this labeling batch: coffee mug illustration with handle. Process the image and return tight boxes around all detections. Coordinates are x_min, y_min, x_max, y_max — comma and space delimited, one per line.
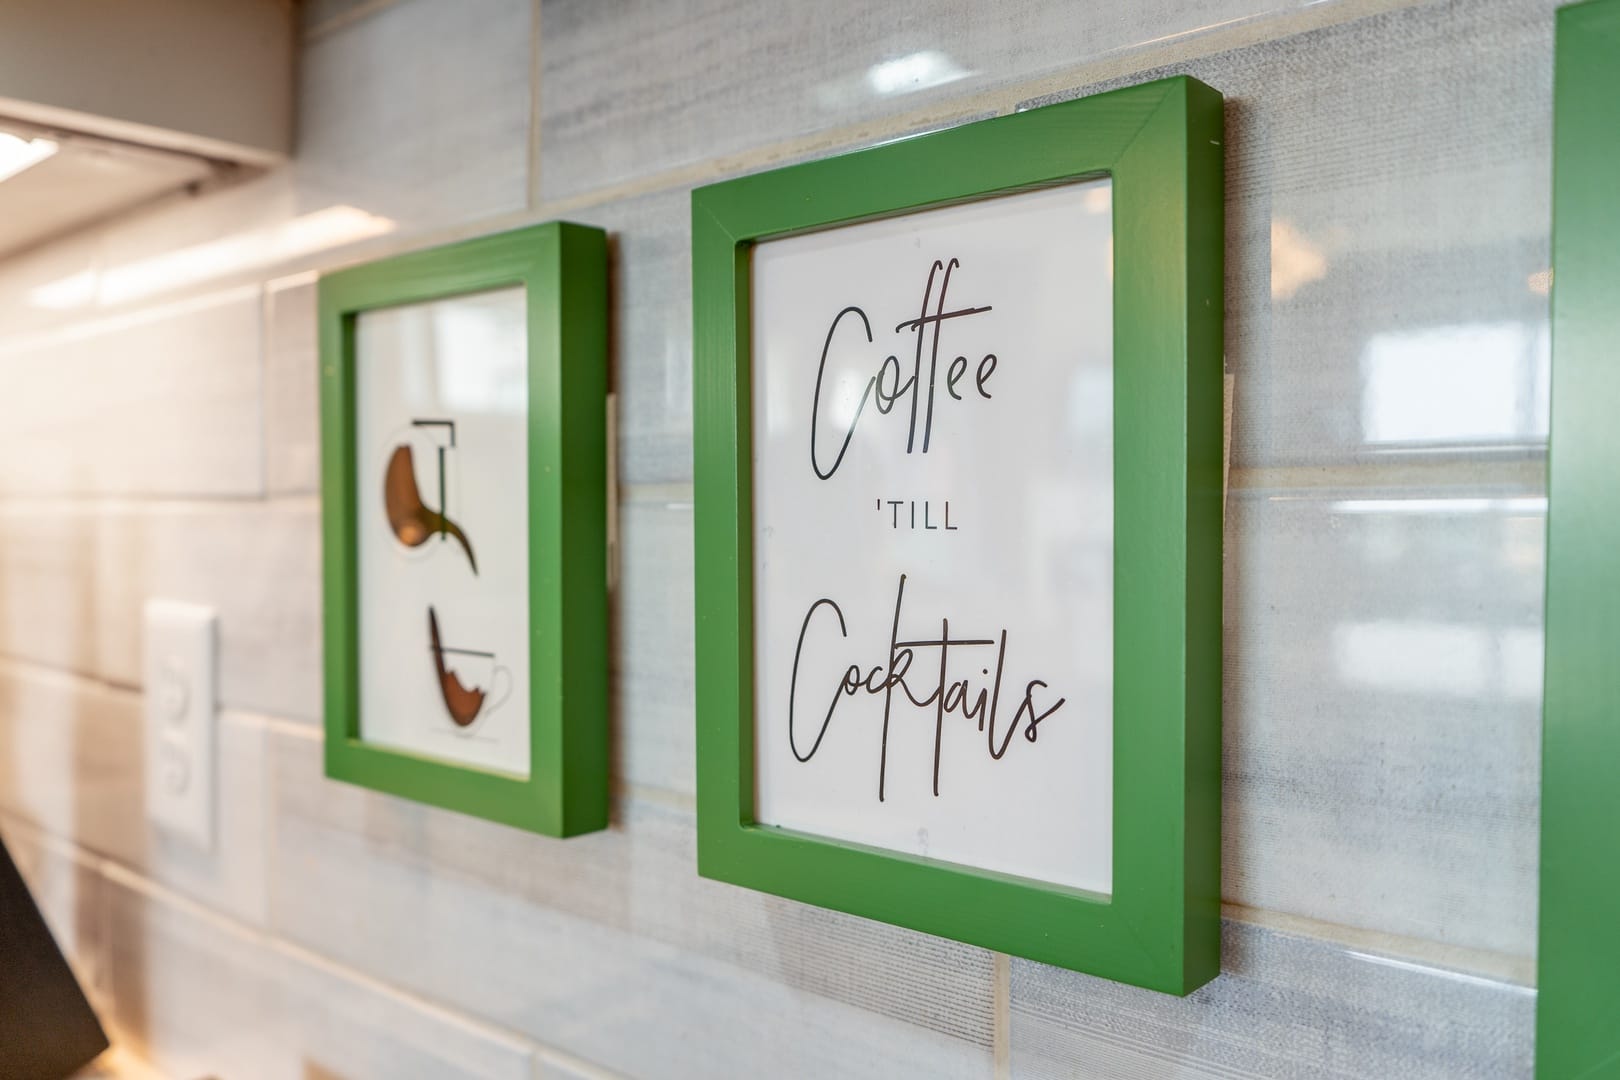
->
428, 606, 512, 730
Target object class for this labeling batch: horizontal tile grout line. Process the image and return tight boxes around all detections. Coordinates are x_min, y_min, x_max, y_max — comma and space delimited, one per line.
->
1227, 457, 1547, 493
0, 491, 320, 510
0, 811, 621, 1078
0, 655, 309, 732
2, 791, 1534, 1000
613, 780, 696, 814
0, 282, 264, 356
91, 853, 592, 1073
6, 795, 1536, 1015
620, 482, 694, 504
632, 460, 1547, 501
1220, 901, 1537, 989
268, 710, 696, 812
0, 456, 1546, 516
0, 645, 1537, 982
0, 653, 701, 812
0, 653, 139, 696
526, 0, 1429, 219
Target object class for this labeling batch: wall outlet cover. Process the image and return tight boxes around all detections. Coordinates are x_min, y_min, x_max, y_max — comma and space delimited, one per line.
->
142, 599, 217, 850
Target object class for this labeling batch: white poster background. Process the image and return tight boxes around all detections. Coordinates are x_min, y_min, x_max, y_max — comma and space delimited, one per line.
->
355, 286, 531, 776
751, 180, 1114, 894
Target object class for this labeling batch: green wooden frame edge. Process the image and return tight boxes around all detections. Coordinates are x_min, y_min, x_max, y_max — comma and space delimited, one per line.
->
319, 220, 610, 839
691, 75, 1224, 994
1539, 2, 1620, 1074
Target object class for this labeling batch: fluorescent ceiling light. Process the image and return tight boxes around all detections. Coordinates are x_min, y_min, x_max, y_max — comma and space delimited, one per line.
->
0, 132, 58, 184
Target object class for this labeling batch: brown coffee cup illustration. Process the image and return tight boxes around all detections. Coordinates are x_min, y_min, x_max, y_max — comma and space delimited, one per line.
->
427, 606, 510, 729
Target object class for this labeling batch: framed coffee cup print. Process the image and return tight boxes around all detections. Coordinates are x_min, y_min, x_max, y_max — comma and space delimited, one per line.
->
320, 221, 609, 838
692, 75, 1223, 993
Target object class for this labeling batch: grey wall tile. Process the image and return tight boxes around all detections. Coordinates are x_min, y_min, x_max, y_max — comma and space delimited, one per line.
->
298, 0, 532, 227
1010, 920, 1534, 1079
268, 728, 995, 1076
1022, 0, 1557, 470
592, 188, 693, 487
615, 496, 694, 796
0, 662, 272, 927
1224, 485, 1544, 956
538, 0, 1294, 201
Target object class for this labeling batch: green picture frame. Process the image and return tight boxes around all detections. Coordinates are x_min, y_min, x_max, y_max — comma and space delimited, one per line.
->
1539, 1, 1620, 1074
692, 76, 1224, 993
319, 221, 610, 838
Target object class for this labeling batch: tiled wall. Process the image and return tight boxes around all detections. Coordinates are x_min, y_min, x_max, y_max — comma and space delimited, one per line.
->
0, 0, 1551, 1076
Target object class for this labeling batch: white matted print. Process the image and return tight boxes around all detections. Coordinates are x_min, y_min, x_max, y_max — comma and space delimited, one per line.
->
354, 286, 531, 777
751, 179, 1114, 894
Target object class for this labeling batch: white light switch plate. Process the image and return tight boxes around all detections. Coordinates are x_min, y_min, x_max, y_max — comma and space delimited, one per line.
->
142, 599, 216, 849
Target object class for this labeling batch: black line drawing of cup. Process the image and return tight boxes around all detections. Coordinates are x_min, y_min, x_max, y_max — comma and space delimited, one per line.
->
427, 606, 511, 732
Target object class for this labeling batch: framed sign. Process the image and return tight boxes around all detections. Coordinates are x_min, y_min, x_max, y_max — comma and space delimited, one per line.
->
1539, 1, 1620, 1075
320, 221, 610, 838
692, 75, 1224, 993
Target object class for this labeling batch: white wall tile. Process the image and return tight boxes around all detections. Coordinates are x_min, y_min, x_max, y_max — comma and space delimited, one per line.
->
102, 871, 535, 1080
1019, 0, 1557, 469
1010, 920, 1534, 1079
1224, 485, 1544, 956
298, 0, 533, 227
538, 0, 1297, 201
0, 504, 101, 676
0, 662, 272, 926
0, 500, 320, 720
73, 170, 365, 325
93, 500, 322, 720
265, 276, 320, 495
0, 226, 103, 341
268, 728, 995, 1076
0, 665, 141, 859
0, 289, 264, 498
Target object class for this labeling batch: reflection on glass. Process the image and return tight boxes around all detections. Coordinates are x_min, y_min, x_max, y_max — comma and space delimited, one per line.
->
1333, 618, 1542, 702
1270, 219, 1328, 299
1360, 322, 1549, 445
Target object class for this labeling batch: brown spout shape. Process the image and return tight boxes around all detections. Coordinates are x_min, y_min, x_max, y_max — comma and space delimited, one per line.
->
428, 607, 486, 728
384, 444, 477, 573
